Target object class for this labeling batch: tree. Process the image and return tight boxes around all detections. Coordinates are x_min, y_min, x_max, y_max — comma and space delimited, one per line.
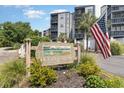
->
31, 36, 50, 46
34, 29, 40, 36
0, 21, 37, 47
78, 13, 97, 51
57, 33, 67, 42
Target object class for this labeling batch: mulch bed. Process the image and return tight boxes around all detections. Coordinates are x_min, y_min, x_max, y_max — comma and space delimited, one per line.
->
19, 68, 85, 88
47, 69, 85, 88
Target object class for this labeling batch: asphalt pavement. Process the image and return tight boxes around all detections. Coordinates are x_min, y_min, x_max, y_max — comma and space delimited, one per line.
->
96, 54, 124, 77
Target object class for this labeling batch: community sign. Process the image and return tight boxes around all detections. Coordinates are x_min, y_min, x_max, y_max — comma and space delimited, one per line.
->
36, 42, 75, 66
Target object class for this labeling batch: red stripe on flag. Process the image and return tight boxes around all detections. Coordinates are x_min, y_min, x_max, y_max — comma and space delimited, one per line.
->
92, 25, 108, 58
95, 24, 110, 50
92, 25, 109, 58
90, 26, 106, 58
95, 24, 111, 57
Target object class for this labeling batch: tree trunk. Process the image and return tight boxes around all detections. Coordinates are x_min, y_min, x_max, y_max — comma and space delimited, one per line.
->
83, 31, 87, 50
95, 41, 97, 52
86, 35, 88, 51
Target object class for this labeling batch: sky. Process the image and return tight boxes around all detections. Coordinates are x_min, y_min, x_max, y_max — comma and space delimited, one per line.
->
0, 5, 102, 31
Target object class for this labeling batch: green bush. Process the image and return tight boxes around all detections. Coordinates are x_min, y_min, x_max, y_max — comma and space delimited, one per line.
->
31, 37, 41, 46
12, 43, 21, 49
29, 59, 57, 87
0, 59, 26, 87
80, 54, 96, 64
31, 36, 50, 46
76, 62, 100, 78
0, 37, 14, 47
110, 41, 124, 55
105, 77, 124, 88
121, 44, 124, 54
84, 75, 107, 88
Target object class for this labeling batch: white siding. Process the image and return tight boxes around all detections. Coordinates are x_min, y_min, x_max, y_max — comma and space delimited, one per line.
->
58, 13, 73, 38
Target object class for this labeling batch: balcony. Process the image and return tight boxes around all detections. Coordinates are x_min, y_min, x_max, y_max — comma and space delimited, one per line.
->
50, 29, 57, 32
51, 20, 58, 23
51, 18, 58, 23
111, 31, 124, 37
111, 6, 124, 12
111, 18, 124, 24
75, 32, 84, 40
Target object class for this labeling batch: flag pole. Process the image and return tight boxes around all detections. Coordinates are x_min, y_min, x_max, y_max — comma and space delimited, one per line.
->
106, 5, 111, 62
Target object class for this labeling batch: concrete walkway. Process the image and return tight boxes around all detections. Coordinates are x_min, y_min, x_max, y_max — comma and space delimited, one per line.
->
0, 47, 18, 64
96, 54, 124, 77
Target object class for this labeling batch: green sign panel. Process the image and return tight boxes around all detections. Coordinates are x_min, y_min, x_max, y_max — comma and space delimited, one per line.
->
43, 46, 71, 56
36, 42, 75, 66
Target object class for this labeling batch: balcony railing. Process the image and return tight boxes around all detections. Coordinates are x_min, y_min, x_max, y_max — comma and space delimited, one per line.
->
51, 19, 58, 23
111, 18, 124, 24
75, 32, 84, 39
51, 29, 57, 32
111, 31, 124, 37
111, 6, 124, 12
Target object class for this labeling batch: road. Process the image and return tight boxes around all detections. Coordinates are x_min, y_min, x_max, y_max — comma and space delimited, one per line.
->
0, 47, 18, 64
96, 54, 124, 77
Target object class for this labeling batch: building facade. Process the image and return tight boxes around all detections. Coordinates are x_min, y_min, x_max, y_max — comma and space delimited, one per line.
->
50, 12, 73, 41
43, 28, 50, 37
101, 5, 124, 43
74, 5, 95, 40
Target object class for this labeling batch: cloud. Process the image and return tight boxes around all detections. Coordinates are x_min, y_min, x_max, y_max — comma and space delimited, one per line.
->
50, 9, 68, 14
24, 9, 46, 19
45, 17, 50, 20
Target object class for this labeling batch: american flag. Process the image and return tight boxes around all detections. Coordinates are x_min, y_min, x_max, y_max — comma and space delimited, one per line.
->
90, 12, 111, 59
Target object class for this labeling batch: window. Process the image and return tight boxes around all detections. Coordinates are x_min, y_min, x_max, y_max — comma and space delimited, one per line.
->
60, 24, 64, 28
112, 6, 119, 10
60, 16, 64, 19
111, 26, 116, 31
87, 9, 93, 13
121, 25, 124, 31
117, 26, 121, 31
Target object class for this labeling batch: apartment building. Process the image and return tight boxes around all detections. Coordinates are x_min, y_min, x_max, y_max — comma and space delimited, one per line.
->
101, 5, 124, 43
43, 28, 50, 37
74, 5, 95, 40
50, 12, 73, 41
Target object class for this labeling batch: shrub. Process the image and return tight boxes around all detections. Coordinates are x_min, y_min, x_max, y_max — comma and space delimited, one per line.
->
31, 37, 41, 46
76, 62, 100, 78
110, 41, 123, 55
31, 36, 50, 46
80, 54, 96, 64
65, 62, 77, 69
121, 44, 124, 54
29, 59, 57, 87
0, 59, 26, 88
105, 77, 124, 88
12, 43, 21, 49
84, 75, 107, 88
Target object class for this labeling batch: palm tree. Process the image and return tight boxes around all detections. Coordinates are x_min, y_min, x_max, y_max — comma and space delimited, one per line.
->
78, 12, 97, 51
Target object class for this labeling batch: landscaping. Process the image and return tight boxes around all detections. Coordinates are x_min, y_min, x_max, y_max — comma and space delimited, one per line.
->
111, 41, 124, 55
0, 59, 26, 87
0, 53, 124, 88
